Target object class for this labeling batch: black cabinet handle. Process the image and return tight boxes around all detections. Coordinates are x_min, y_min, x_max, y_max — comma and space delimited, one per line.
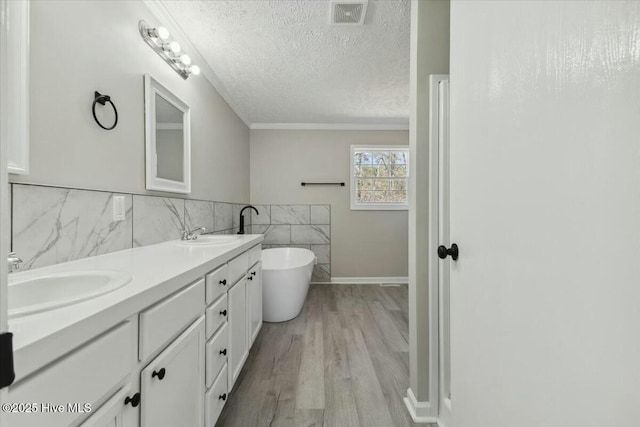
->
437, 243, 459, 261
219, 279, 227, 286
219, 348, 227, 356
220, 309, 227, 316
248, 276, 253, 281
251, 271, 256, 276
219, 393, 227, 401
152, 368, 166, 380
124, 393, 140, 407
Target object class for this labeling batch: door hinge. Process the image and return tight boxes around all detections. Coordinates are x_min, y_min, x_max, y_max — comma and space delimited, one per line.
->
0, 332, 15, 389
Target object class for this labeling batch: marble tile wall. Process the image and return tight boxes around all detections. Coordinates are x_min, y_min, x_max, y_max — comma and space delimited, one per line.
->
251, 205, 331, 282
11, 184, 252, 270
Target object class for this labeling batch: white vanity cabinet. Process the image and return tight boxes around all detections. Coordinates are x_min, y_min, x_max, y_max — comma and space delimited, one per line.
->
6, 239, 263, 427
203, 244, 262, 425
140, 317, 205, 427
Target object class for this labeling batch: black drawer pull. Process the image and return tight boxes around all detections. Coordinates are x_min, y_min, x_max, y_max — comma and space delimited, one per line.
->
219, 279, 227, 286
124, 393, 140, 407
219, 348, 227, 356
248, 276, 253, 281
152, 368, 166, 380
251, 271, 256, 276
219, 393, 227, 401
220, 309, 227, 316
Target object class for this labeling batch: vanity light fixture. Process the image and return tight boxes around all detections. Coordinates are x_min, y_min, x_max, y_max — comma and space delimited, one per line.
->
139, 20, 200, 80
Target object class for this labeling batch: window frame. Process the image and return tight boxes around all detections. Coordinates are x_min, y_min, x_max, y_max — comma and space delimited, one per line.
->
350, 145, 410, 211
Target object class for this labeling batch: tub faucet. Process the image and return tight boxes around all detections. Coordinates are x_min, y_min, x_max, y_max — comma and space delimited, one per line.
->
237, 205, 258, 235
182, 226, 206, 241
8, 252, 22, 273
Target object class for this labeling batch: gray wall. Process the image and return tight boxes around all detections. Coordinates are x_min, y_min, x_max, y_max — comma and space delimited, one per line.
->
409, 0, 450, 404
10, 0, 250, 203
250, 129, 409, 278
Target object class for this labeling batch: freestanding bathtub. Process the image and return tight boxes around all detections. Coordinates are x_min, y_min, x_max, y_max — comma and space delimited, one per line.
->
262, 247, 316, 322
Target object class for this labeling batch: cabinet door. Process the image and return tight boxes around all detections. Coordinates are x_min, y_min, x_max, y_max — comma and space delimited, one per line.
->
80, 384, 137, 427
228, 277, 247, 390
141, 317, 205, 427
247, 262, 262, 346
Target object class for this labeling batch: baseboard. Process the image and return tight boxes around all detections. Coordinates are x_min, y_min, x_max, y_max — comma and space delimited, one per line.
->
328, 276, 409, 285
403, 388, 438, 423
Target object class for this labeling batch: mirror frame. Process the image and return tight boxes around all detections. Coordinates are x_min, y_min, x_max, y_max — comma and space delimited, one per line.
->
144, 74, 191, 194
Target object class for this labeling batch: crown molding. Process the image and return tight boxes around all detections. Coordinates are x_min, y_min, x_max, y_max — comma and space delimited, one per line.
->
250, 122, 410, 131
142, 0, 252, 128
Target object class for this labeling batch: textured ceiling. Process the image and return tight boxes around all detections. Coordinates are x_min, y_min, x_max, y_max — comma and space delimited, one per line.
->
161, 0, 410, 127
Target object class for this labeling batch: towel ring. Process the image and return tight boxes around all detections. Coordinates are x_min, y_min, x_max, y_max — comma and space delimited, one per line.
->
92, 91, 118, 130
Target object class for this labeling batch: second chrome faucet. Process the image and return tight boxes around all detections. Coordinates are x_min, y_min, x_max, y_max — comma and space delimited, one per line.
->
182, 226, 206, 241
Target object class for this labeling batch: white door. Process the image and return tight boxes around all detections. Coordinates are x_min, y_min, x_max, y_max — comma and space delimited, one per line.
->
228, 277, 247, 390
450, 2, 640, 427
141, 317, 205, 427
0, 0, 13, 413
435, 76, 452, 427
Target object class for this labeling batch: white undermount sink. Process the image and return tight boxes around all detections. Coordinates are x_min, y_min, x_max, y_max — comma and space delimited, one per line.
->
177, 235, 242, 246
8, 270, 132, 319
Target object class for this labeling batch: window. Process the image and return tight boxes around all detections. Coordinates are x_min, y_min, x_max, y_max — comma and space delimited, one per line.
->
350, 145, 410, 210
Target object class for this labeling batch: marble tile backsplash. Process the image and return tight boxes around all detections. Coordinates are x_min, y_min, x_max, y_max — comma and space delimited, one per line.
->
10, 184, 330, 281
252, 204, 331, 282
12, 185, 132, 270
11, 184, 251, 270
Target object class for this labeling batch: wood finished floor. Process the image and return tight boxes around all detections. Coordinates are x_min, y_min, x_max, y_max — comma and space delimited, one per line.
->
216, 284, 435, 427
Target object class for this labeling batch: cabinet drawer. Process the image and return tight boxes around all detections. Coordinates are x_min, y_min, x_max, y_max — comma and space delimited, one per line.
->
206, 293, 228, 339
206, 322, 229, 389
248, 244, 262, 267
228, 252, 249, 285
205, 364, 228, 427
205, 263, 229, 305
6, 321, 135, 427
139, 279, 205, 360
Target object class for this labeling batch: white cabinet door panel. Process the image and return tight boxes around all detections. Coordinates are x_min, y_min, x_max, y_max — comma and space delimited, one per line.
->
247, 262, 262, 345
141, 317, 205, 427
228, 277, 247, 390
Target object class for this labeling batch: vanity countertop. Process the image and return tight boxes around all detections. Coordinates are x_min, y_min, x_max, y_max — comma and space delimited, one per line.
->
8, 234, 263, 381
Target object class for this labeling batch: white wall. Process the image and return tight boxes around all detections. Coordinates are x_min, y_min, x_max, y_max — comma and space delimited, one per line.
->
250, 129, 409, 278
10, 0, 249, 203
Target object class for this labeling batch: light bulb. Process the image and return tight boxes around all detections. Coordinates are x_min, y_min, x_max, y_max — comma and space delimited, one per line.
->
168, 41, 181, 53
189, 65, 201, 75
180, 54, 192, 66
156, 26, 170, 40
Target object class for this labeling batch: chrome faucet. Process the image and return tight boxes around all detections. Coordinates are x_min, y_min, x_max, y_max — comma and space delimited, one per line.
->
182, 226, 206, 241
237, 205, 258, 235
8, 252, 23, 273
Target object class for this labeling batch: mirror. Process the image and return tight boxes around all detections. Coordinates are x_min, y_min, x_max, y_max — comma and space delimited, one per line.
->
144, 74, 191, 193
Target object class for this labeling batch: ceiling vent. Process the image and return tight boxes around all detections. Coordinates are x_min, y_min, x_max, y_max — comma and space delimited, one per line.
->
330, 0, 368, 25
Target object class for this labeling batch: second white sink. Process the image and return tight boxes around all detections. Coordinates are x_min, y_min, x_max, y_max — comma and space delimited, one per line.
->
177, 235, 242, 246
9, 270, 132, 319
